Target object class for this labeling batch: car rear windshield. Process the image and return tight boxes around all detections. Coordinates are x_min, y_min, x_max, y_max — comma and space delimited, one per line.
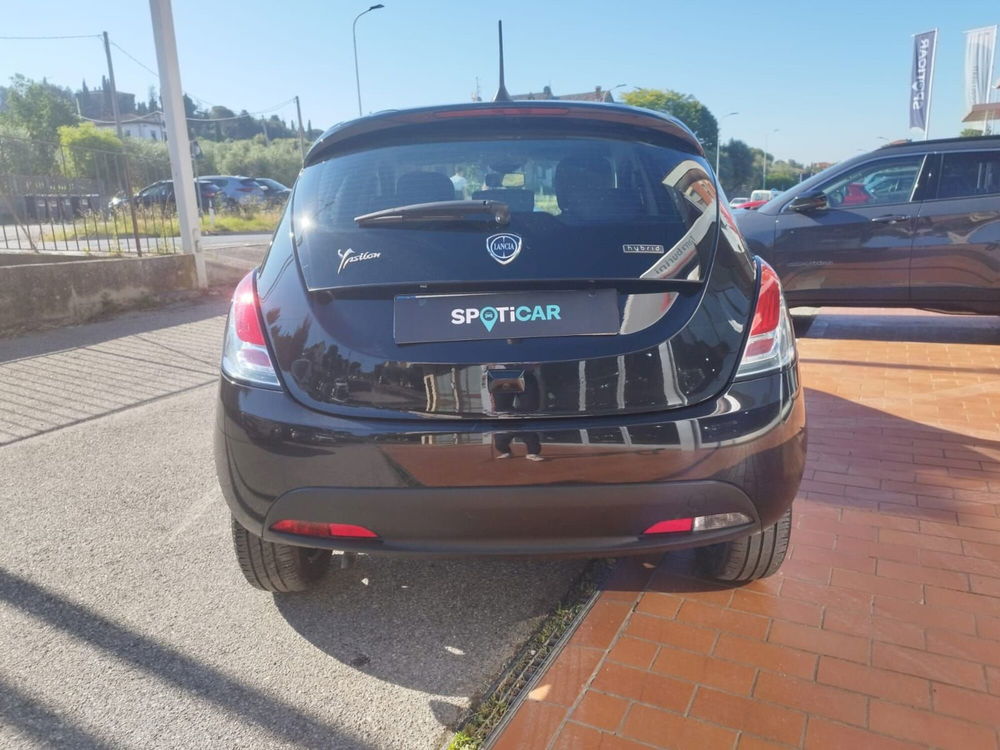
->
301, 134, 713, 220
292, 126, 718, 288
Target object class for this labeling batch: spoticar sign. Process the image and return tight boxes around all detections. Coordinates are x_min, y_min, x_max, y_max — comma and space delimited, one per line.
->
394, 289, 619, 344
451, 304, 562, 331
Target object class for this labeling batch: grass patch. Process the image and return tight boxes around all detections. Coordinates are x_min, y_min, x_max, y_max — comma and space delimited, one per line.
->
41, 207, 281, 242
446, 559, 612, 749
201, 211, 281, 234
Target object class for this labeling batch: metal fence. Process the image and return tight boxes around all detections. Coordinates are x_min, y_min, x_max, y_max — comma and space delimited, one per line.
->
0, 135, 180, 255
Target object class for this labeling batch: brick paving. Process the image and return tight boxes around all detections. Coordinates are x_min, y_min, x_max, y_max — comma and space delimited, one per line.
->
489, 309, 1000, 750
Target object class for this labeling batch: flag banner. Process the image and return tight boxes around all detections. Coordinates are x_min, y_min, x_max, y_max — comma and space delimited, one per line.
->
965, 26, 998, 112
910, 30, 937, 130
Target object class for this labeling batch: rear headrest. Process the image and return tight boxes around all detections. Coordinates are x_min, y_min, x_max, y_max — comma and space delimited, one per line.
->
554, 155, 614, 213
395, 171, 456, 205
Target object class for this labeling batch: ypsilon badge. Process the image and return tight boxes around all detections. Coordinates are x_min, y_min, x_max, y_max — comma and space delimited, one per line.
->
337, 248, 381, 274
486, 233, 522, 265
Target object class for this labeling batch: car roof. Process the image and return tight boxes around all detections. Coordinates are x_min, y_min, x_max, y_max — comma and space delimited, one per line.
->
756, 135, 1000, 215
305, 100, 704, 166
876, 134, 1000, 155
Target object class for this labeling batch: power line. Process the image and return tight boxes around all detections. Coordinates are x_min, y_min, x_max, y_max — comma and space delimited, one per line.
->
82, 100, 297, 124
0, 33, 100, 40
110, 40, 218, 108
109, 41, 159, 79
108, 39, 294, 118
6, 33, 298, 124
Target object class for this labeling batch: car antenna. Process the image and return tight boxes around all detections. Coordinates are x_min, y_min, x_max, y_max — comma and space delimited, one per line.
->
493, 20, 511, 102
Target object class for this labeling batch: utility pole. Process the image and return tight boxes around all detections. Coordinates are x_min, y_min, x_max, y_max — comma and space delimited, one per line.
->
103, 31, 142, 256
294, 95, 306, 162
102, 32, 123, 138
716, 111, 738, 178
149, 0, 206, 286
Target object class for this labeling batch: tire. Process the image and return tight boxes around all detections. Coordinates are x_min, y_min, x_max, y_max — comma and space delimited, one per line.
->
699, 508, 792, 583
231, 516, 331, 592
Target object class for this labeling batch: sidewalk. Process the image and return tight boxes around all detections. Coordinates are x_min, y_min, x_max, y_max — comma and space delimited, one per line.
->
0, 300, 226, 444
489, 310, 1000, 750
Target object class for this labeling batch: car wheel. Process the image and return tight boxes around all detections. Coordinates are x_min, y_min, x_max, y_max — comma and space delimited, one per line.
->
231, 516, 330, 592
699, 508, 792, 583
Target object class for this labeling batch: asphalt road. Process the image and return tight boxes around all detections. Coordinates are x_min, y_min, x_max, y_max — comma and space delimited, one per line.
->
0, 302, 581, 749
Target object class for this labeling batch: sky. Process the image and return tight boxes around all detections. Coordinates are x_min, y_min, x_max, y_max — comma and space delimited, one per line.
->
1, 0, 998, 165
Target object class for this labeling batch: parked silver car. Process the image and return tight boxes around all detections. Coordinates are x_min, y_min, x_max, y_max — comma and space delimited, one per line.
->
251, 177, 291, 206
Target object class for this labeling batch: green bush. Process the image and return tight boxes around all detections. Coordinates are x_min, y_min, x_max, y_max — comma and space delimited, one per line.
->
122, 137, 171, 186
57, 122, 123, 180
198, 136, 302, 186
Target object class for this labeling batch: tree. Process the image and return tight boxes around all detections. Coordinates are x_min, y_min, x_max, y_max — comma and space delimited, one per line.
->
960, 127, 984, 137
198, 137, 303, 186
718, 138, 755, 196
121, 136, 170, 187
621, 88, 718, 156
265, 114, 292, 139
182, 93, 198, 119
57, 122, 123, 180
763, 161, 800, 191
231, 110, 262, 140
0, 75, 77, 142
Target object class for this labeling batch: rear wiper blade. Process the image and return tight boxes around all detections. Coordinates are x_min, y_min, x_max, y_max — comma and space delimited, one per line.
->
355, 200, 510, 228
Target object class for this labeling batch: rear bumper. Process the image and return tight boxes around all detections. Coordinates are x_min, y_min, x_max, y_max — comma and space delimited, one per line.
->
215, 365, 806, 557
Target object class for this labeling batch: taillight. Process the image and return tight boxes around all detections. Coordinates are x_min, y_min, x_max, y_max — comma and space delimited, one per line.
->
643, 512, 752, 535
220, 272, 280, 387
271, 520, 379, 539
644, 518, 694, 534
735, 259, 796, 378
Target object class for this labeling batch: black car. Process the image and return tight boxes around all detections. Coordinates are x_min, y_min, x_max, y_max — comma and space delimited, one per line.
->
114, 179, 221, 211
736, 136, 1000, 314
215, 100, 806, 592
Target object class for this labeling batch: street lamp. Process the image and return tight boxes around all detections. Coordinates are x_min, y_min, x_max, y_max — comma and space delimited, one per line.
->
353, 4, 384, 117
762, 128, 779, 188
715, 111, 738, 176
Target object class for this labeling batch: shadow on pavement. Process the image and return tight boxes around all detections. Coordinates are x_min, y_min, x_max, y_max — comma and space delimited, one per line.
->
0, 299, 229, 364
0, 567, 371, 750
274, 555, 580, 697
0, 673, 115, 750
0, 299, 229, 446
798, 307, 1000, 346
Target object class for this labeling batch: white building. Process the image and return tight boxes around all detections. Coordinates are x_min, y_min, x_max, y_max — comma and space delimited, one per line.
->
96, 113, 167, 141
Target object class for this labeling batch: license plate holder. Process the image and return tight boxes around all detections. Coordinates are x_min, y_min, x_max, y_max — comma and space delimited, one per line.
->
394, 289, 619, 344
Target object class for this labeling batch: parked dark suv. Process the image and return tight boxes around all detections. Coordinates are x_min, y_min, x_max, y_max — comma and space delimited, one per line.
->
215, 101, 806, 592
737, 136, 1000, 314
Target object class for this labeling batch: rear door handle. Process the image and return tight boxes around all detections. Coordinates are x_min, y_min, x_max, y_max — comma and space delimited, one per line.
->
870, 215, 910, 224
